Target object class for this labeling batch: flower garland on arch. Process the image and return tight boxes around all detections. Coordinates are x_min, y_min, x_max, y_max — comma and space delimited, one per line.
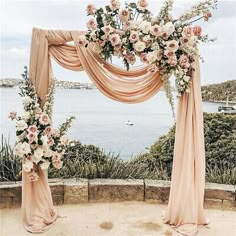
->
9, 67, 75, 181
78, 0, 217, 112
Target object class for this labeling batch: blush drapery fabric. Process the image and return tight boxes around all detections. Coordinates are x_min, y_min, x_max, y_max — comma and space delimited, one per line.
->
25, 27, 206, 235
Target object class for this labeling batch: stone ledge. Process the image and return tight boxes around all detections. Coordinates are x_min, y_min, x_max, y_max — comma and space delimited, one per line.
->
0, 179, 235, 210
89, 179, 144, 202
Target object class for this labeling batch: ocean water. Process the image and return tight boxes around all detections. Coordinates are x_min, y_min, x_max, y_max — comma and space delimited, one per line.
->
0, 87, 221, 159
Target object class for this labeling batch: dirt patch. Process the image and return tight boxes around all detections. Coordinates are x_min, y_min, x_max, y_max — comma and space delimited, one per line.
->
99, 221, 113, 230
164, 229, 173, 236
134, 221, 162, 231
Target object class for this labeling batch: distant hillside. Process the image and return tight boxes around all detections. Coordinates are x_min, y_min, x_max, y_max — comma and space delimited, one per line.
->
201, 80, 236, 103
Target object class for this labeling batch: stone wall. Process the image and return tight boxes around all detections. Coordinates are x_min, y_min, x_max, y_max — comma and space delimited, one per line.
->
0, 179, 235, 210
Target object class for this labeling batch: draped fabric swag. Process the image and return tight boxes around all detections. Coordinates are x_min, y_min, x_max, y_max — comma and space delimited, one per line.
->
24, 27, 207, 235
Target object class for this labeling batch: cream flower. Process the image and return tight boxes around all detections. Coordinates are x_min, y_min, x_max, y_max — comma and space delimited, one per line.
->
23, 96, 32, 106
33, 147, 44, 163
140, 21, 151, 34
21, 142, 31, 155
23, 161, 33, 172
60, 135, 69, 145
40, 161, 50, 170
8, 112, 17, 120
146, 51, 158, 64
134, 41, 146, 52
16, 120, 27, 131
77, 35, 88, 47
163, 22, 175, 36
53, 160, 63, 169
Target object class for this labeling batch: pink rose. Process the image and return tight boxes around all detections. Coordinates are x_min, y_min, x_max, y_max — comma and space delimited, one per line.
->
180, 37, 189, 45
27, 132, 37, 144
53, 160, 63, 169
39, 114, 50, 126
204, 10, 212, 21
125, 53, 136, 65
164, 50, 175, 58
52, 151, 61, 161
87, 19, 97, 30
193, 26, 202, 36
161, 32, 169, 40
44, 126, 53, 135
166, 40, 179, 52
150, 24, 161, 37
147, 64, 159, 73
60, 135, 69, 145
27, 171, 39, 182
77, 35, 88, 47
119, 9, 129, 22
137, 0, 148, 11
86, 4, 96, 15
140, 53, 148, 63
179, 54, 190, 68
167, 56, 177, 67
109, 33, 121, 46
102, 25, 114, 35
182, 26, 192, 37
9, 112, 17, 120
123, 21, 131, 31
129, 31, 139, 43
28, 125, 38, 133
47, 138, 54, 146
110, 0, 120, 11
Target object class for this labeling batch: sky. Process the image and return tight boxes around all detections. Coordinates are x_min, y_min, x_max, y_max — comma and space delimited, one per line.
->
0, 0, 236, 85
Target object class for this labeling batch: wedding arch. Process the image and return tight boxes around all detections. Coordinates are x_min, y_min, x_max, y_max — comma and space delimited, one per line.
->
24, 26, 206, 235
20, 0, 218, 234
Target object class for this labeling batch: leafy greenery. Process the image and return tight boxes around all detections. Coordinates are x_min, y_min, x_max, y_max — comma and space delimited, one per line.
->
1, 113, 235, 185
201, 80, 236, 102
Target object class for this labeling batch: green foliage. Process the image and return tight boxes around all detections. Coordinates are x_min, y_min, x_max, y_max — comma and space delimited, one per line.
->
201, 80, 236, 102
48, 141, 168, 180
141, 112, 236, 185
0, 135, 21, 181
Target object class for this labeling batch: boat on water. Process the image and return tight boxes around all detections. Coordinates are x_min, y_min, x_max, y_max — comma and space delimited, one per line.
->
126, 120, 134, 126
218, 96, 236, 114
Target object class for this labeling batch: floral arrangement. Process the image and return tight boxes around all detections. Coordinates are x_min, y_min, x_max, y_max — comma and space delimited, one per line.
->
9, 67, 75, 181
82, 0, 217, 112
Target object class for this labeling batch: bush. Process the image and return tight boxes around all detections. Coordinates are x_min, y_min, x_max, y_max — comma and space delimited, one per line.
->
141, 113, 236, 185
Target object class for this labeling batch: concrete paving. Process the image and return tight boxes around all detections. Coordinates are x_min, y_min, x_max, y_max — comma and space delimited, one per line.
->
0, 202, 236, 236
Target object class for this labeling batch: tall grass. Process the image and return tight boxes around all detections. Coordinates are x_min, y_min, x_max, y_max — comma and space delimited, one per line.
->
0, 135, 21, 181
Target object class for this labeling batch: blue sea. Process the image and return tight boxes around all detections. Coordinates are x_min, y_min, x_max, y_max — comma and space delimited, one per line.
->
0, 87, 221, 159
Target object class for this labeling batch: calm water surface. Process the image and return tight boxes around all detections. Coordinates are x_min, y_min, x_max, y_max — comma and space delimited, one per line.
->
0, 87, 221, 159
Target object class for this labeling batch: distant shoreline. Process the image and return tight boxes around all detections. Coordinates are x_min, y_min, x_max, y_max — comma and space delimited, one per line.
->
202, 99, 236, 105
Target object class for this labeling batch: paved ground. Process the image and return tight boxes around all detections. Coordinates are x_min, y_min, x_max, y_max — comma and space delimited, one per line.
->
0, 202, 236, 236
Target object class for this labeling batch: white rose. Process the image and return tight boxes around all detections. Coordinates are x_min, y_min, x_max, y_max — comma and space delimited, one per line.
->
21, 142, 31, 155
163, 22, 175, 35
166, 40, 179, 52
22, 111, 30, 121
33, 147, 44, 163
40, 161, 50, 170
14, 143, 23, 157
146, 51, 158, 63
23, 96, 32, 106
140, 21, 151, 34
16, 120, 27, 131
23, 161, 33, 172
134, 41, 146, 52
41, 135, 49, 145
183, 76, 190, 82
